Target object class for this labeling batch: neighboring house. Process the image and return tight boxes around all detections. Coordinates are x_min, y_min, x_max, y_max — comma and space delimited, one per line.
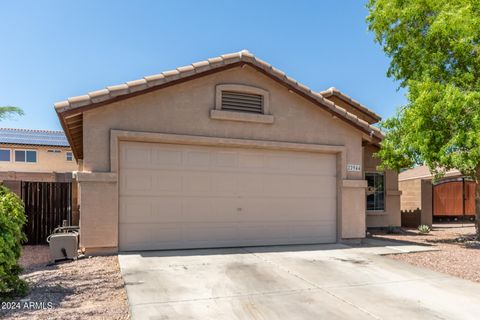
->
0, 128, 77, 182
55, 50, 400, 253
399, 165, 475, 226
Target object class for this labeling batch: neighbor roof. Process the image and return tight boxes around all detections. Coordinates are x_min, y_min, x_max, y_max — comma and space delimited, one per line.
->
55, 50, 384, 160
0, 128, 70, 147
399, 165, 461, 181
319, 87, 382, 123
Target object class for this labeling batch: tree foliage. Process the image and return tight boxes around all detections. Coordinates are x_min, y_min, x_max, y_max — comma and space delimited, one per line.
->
0, 106, 24, 121
0, 186, 28, 299
367, 0, 480, 179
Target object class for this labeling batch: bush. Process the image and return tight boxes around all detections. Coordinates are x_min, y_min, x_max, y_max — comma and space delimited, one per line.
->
386, 225, 400, 234
0, 186, 28, 299
418, 224, 431, 234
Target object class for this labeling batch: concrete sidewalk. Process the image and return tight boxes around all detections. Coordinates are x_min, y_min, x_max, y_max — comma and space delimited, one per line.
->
119, 244, 480, 319
358, 237, 439, 255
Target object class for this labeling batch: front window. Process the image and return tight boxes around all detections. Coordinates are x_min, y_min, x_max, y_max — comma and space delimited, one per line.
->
366, 172, 385, 211
0, 149, 10, 162
15, 150, 37, 163
66, 151, 73, 161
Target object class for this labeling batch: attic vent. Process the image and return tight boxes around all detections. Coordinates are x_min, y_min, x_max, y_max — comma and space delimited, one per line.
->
221, 91, 264, 114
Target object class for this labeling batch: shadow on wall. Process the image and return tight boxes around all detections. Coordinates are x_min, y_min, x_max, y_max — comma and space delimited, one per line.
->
401, 209, 421, 228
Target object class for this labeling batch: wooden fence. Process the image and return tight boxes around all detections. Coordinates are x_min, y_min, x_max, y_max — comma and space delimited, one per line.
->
21, 181, 72, 245
433, 179, 476, 218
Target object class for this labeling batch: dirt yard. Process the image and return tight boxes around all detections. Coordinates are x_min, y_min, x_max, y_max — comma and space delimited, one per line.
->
372, 223, 480, 283
1, 246, 130, 320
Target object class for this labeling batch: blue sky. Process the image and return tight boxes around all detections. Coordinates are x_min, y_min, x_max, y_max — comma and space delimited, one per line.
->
0, 0, 406, 130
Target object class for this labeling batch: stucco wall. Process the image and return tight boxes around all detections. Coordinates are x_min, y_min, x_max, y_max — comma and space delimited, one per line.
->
78, 179, 118, 249
0, 146, 77, 173
398, 178, 433, 227
399, 179, 422, 212
420, 179, 433, 226
78, 65, 373, 251
83, 66, 364, 176
363, 145, 401, 228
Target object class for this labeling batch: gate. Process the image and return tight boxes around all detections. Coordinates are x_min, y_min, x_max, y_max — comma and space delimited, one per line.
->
21, 181, 72, 245
433, 179, 476, 220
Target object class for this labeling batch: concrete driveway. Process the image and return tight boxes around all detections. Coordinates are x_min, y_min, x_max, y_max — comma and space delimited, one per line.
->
119, 244, 480, 319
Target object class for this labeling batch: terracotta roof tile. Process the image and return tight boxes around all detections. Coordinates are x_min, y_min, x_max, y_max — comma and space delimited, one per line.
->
88, 89, 111, 103
162, 69, 180, 77
126, 79, 148, 92
144, 73, 166, 87
67, 95, 91, 108
107, 84, 129, 97
191, 60, 209, 68
320, 87, 381, 122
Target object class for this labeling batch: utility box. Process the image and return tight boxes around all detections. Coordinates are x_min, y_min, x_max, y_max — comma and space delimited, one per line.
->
47, 228, 79, 261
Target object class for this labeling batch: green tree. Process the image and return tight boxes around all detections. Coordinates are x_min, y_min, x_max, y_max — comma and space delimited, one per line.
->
0, 106, 24, 121
0, 186, 28, 299
366, 0, 480, 237
0, 106, 26, 298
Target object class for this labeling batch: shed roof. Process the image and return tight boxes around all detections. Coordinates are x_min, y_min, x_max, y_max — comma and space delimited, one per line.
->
0, 128, 70, 147
55, 50, 384, 160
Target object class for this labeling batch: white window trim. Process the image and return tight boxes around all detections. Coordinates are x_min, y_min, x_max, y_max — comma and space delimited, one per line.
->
14, 149, 37, 164
66, 151, 73, 161
211, 84, 274, 124
0, 148, 11, 162
365, 170, 386, 214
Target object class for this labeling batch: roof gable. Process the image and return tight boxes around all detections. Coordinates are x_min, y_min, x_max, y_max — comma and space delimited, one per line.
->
55, 50, 383, 159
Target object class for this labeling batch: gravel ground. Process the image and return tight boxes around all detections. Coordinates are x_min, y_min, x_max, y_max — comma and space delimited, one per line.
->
371, 223, 480, 283
1, 246, 130, 320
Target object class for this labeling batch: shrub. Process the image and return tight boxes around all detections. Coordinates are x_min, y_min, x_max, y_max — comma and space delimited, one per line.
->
386, 225, 400, 234
418, 224, 431, 234
0, 186, 28, 299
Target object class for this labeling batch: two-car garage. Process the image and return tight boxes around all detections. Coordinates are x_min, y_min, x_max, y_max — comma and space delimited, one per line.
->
56, 51, 387, 253
118, 141, 337, 251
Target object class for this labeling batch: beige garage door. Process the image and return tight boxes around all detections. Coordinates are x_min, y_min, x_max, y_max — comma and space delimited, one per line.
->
119, 141, 337, 251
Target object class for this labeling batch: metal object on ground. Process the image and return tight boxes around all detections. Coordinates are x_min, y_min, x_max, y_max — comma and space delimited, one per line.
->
47, 226, 79, 262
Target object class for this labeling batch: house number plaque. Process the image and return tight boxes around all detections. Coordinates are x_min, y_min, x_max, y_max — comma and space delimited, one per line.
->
347, 164, 361, 172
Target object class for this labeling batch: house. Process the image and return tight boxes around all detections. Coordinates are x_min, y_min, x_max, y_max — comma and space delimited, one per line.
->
399, 165, 475, 226
55, 50, 400, 253
0, 128, 77, 183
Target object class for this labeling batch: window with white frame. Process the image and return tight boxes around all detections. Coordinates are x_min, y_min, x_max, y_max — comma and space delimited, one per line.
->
365, 172, 385, 211
15, 150, 37, 163
66, 151, 73, 161
0, 149, 10, 162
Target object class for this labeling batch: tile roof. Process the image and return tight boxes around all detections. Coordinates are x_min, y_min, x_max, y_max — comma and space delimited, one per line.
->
319, 87, 381, 122
0, 128, 70, 147
56, 50, 384, 159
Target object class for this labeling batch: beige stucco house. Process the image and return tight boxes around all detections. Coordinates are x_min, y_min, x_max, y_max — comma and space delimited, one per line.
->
0, 128, 77, 182
55, 50, 400, 253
